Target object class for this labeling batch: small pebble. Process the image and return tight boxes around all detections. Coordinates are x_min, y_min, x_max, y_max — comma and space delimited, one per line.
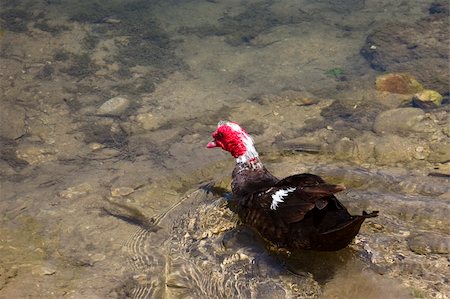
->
32, 265, 56, 276
89, 142, 104, 151
96, 96, 130, 116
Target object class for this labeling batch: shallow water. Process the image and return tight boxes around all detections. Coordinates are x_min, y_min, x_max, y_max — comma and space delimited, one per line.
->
0, 0, 449, 298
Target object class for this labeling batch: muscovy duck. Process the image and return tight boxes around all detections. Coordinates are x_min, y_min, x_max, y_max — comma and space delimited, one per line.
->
207, 121, 378, 251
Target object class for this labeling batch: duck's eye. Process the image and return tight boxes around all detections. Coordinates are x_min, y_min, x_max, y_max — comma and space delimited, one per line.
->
216, 132, 223, 139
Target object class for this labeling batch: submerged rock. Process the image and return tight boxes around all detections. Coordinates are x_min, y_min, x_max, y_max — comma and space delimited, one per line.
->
129, 112, 163, 132
15, 144, 58, 165
59, 183, 93, 199
96, 96, 130, 117
428, 2, 449, 15
258, 90, 320, 106
373, 91, 412, 108
375, 73, 423, 95
372, 108, 435, 136
0, 102, 26, 140
427, 143, 450, 163
373, 135, 415, 164
412, 89, 443, 109
361, 6, 449, 93
333, 137, 357, 160
407, 232, 450, 255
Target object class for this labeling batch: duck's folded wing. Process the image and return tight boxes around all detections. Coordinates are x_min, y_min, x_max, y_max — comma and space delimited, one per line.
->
277, 173, 346, 207
253, 173, 347, 223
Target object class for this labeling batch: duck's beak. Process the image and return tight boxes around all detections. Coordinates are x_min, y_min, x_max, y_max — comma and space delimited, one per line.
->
207, 140, 218, 148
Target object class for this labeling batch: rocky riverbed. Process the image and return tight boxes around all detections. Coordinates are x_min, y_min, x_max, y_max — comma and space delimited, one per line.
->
1, 0, 449, 298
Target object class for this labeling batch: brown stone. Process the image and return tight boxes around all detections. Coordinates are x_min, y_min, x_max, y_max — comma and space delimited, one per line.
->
375, 73, 423, 94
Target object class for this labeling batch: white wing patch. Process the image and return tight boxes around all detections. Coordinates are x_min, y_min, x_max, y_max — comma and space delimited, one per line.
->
270, 187, 296, 210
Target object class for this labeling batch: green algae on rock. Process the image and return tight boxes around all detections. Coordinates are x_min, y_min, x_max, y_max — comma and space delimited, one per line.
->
412, 89, 443, 109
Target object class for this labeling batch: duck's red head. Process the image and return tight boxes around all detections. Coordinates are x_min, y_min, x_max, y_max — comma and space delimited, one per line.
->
207, 121, 253, 158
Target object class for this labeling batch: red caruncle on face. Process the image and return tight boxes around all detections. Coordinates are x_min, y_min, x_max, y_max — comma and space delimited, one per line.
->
208, 125, 247, 158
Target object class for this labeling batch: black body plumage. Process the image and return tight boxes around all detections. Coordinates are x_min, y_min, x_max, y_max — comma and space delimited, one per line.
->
231, 165, 378, 251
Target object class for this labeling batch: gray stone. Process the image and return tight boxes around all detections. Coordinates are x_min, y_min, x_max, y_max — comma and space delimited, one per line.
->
374, 135, 415, 164
125, 113, 163, 133
333, 137, 356, 160
427, 143, 450, 163
0, 102, 26, 139
134, 113, 162, 130
373, 108, 437, 136
353, 132, 377, 162
407, 232, 450, 255
96, 97, 130, 116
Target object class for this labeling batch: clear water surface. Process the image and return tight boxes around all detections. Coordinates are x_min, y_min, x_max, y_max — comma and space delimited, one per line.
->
0, 0, 449, 298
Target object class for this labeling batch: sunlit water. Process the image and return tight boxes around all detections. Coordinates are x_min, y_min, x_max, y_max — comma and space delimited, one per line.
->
0, 0, 449, 298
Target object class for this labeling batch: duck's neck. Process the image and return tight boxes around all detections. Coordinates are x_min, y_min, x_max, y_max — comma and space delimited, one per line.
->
232, 148, 278, 197
235, 146, 263, 171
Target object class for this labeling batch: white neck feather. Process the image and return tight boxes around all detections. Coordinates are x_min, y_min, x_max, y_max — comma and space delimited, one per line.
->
236, 143, 259, 164
234, 128, 261, 167
218, 121, 262, 167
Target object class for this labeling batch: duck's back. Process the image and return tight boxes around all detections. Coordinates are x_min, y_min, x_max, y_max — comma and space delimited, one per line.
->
232, 172, 378, 251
